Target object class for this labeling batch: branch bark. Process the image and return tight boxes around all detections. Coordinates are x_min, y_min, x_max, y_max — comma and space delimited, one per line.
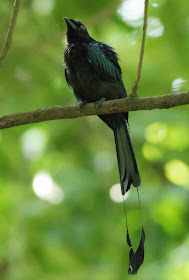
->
0, 0, 21, 71
0, 92, 188, 130
131, 0, 149, 97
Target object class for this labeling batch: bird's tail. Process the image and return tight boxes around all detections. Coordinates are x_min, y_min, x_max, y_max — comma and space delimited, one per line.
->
112, 115, 141, 195
112, 115, 145, 275
99, 113, 145, 274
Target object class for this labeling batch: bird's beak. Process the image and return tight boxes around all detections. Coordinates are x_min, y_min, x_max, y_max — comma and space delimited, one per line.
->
64, 17, 79, 31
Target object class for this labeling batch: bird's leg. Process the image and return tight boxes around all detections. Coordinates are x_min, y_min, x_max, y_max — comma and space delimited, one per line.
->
95, 97, 106, 108
78, 100, 87, 111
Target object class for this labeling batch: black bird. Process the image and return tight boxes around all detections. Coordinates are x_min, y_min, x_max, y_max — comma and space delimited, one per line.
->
64, 18, 145, 274
64, 18, 140, 194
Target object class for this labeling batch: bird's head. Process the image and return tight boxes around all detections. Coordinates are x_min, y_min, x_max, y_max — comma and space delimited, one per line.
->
64, 17, 91, 44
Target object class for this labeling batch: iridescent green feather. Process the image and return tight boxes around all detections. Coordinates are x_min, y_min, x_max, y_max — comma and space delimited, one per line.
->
88, 42, 120, 80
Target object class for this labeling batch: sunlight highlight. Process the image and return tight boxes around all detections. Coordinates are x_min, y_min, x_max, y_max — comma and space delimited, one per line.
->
151, 3, 159, 7
165, 160, 189, 187
165, 126, 189, 150
109, 184, 129, 203
32, 0, 54, 15
172, 78, 187, 92
118, 0, 144, 27
21, 128, 46, 159
33, 171, 64, 204
146, 124, 189, 151
142, 143, 163, 161
147, 17, 164, 37
151, 0, 167, 7
145, 122, 167, 144
15, 67, 32, 83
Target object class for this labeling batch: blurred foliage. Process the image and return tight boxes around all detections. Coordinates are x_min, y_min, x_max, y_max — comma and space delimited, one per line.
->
0, 0, 189, 279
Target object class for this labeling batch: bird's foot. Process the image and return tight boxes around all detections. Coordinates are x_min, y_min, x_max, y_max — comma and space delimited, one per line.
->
95, 97, 106, 108
78, 101, 87, 111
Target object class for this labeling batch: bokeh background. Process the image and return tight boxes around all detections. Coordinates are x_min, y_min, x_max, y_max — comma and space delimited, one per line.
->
0, 0, 189, 279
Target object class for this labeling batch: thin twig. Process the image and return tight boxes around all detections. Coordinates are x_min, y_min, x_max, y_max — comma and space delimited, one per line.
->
0, 92, 188, 130
130, 0, 149, 97
0, 0, 21, 71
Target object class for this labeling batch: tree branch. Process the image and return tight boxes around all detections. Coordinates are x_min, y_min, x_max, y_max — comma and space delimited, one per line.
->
0, 0, 21, 72
0, 92, 188, 130
130, 0, 149, 97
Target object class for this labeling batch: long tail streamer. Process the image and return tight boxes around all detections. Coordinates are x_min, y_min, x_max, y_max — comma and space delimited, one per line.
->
123, 187, 145, 275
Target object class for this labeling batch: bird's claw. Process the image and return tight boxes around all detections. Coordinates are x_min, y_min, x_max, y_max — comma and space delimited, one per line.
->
78, 101, 87, 111
95, 97, 106, 108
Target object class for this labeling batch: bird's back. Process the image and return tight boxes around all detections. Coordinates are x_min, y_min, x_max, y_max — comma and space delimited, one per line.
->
64, 40, 127, 105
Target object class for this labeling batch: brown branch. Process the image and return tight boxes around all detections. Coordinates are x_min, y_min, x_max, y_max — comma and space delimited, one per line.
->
0, 92, 188, 130
0, 0, 21, 71
130, 0, 149, 97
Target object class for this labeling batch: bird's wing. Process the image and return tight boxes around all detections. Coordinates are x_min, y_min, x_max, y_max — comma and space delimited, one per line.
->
87, 41, 122, 81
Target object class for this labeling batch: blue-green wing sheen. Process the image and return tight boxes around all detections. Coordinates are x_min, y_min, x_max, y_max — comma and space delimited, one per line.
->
87, 42, 121, 81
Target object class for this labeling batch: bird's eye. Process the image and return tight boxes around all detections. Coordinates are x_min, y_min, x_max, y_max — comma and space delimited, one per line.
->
80, 25, 85, 30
